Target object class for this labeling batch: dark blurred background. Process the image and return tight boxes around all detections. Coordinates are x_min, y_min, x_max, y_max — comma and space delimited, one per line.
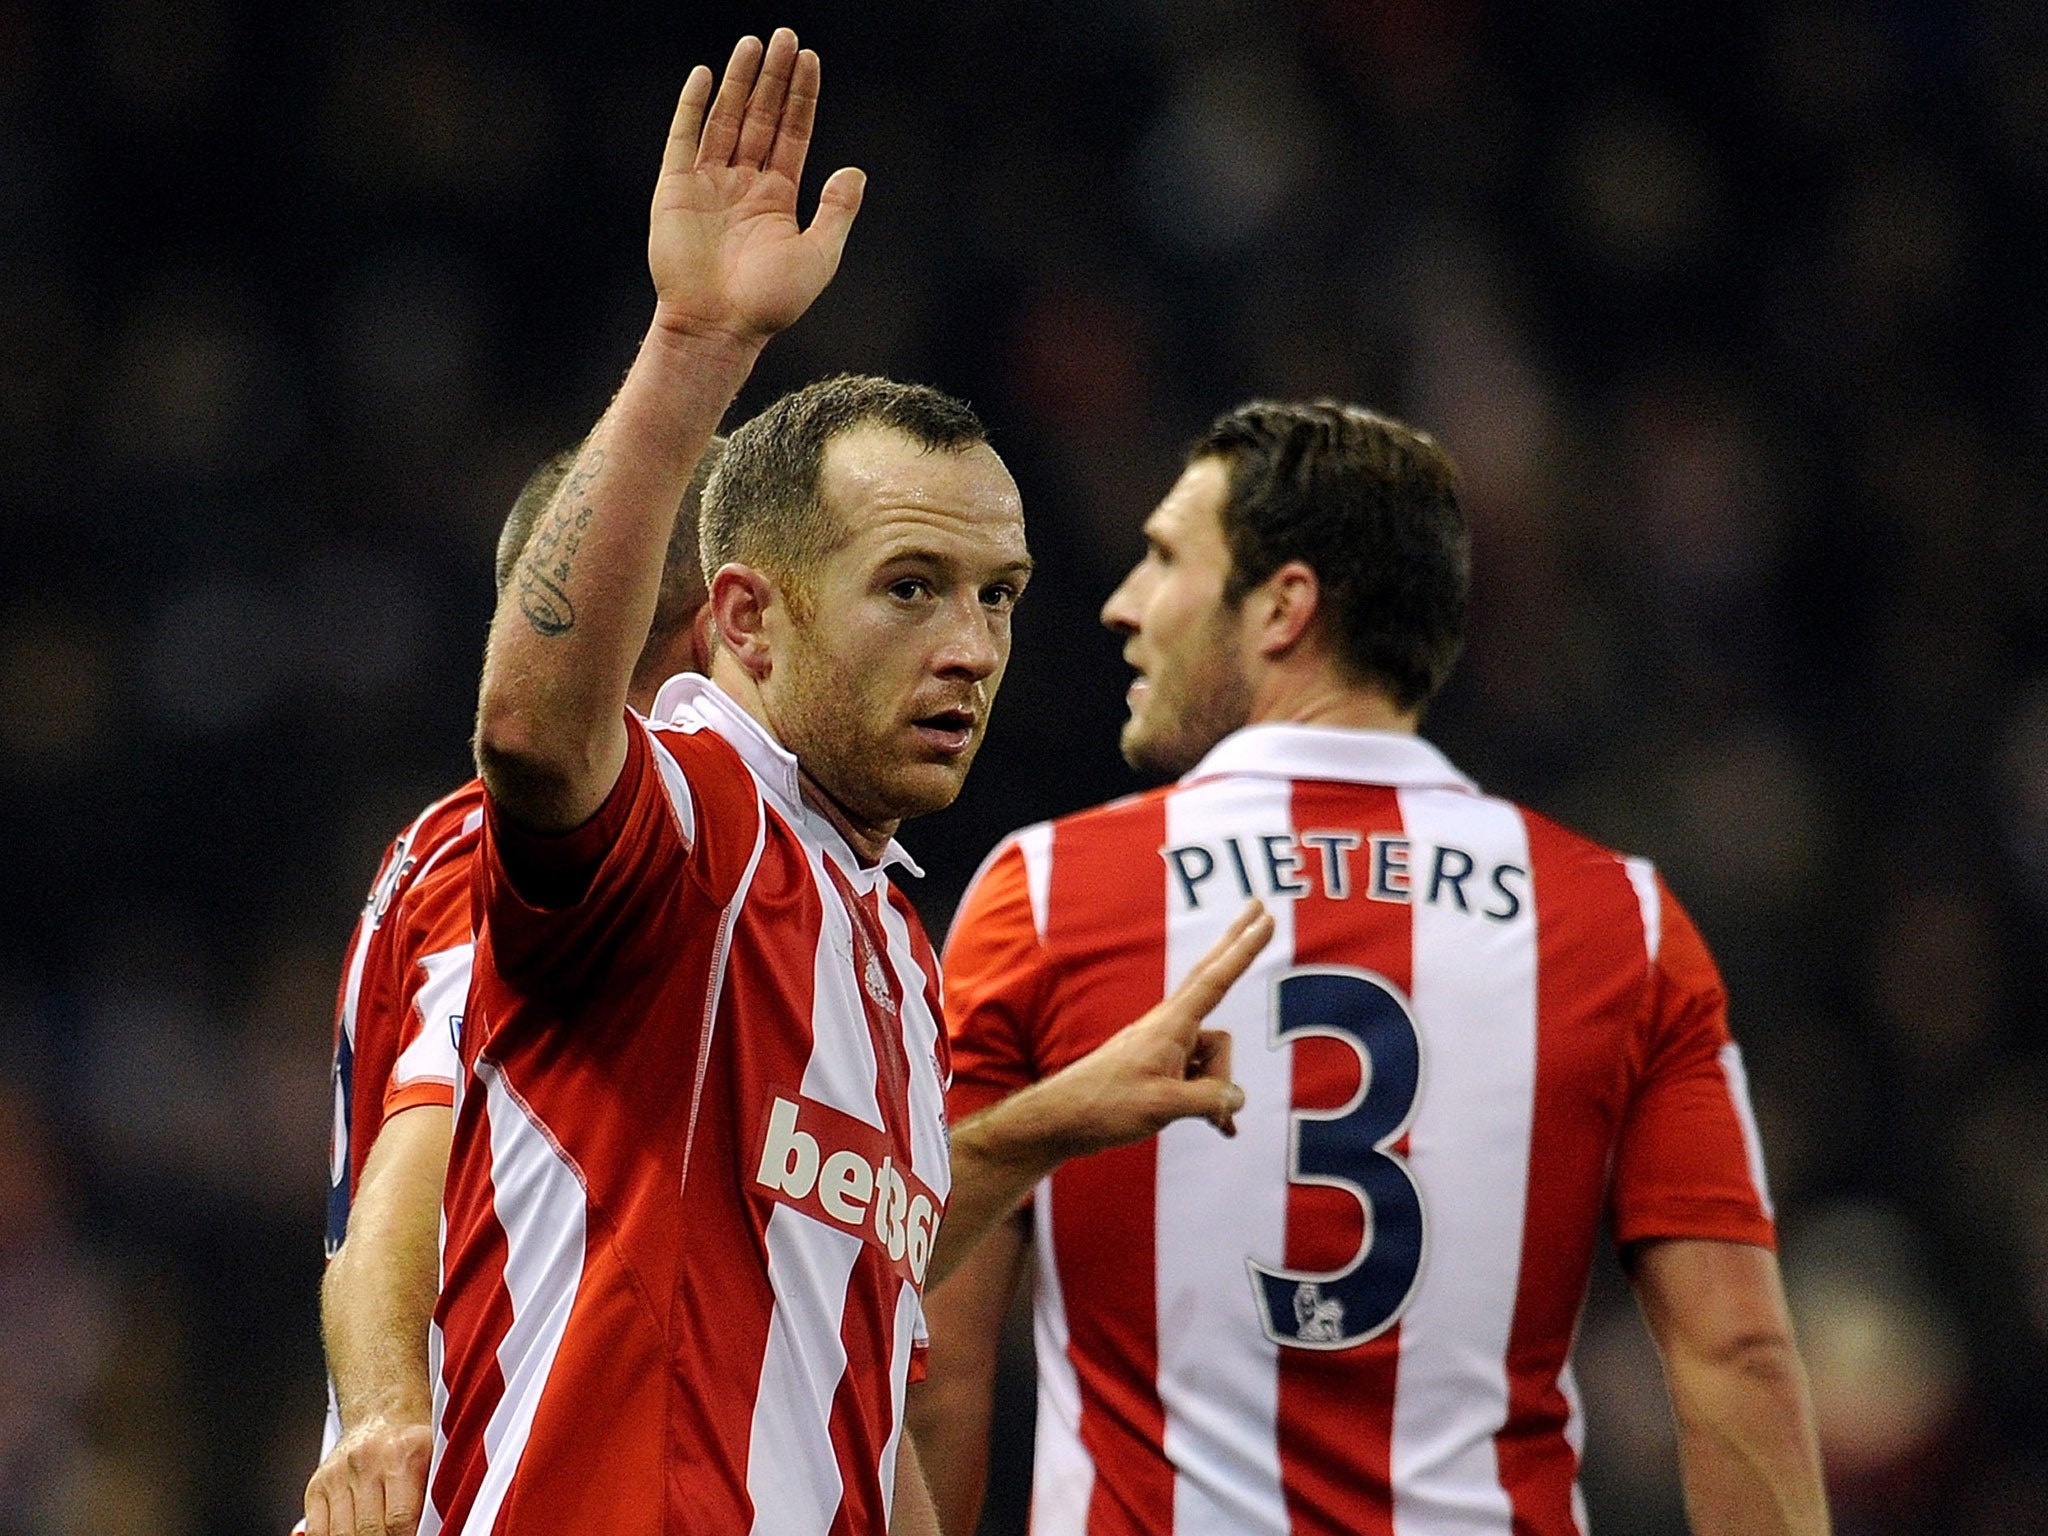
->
2, 0, 2044, 1531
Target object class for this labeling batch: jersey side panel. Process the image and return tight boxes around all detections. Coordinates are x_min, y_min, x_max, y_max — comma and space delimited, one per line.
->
437, 724, 756, 1531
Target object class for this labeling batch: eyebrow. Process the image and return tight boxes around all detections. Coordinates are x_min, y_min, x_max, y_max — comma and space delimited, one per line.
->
878, 547, 1035, 581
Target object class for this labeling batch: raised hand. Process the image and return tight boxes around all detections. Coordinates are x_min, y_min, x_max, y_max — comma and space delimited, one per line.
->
649, 29, 864, 345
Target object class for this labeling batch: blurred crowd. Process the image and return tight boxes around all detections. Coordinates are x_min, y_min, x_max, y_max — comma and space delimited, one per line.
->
1, 1, 2043, 1531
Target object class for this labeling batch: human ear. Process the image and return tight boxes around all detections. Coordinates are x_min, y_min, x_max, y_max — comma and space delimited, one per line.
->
709, 564, 777, 681
1255, 561, 1321, 660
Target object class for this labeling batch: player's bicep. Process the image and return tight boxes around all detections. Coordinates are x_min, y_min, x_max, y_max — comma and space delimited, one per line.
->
481, 717, 721, 991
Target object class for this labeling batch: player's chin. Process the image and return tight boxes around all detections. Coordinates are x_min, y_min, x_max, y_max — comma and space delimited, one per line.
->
887, 753, 977, 817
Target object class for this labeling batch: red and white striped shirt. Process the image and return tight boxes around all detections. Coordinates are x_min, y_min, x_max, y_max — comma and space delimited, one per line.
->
318, 783, 480, 1456
428, 676, 952, 1536
943, 724, 1775, 1536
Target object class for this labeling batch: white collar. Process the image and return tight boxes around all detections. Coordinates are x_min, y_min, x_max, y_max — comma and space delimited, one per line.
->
647, 673, 924, 878
1181, 722, 1478, 794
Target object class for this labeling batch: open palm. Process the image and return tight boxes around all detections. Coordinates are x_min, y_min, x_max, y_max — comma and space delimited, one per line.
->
650, 30, 863, 343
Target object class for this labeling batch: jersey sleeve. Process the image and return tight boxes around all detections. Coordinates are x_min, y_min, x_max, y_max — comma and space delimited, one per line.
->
1609, 875, 1778, 1250
941, 835, 1055, 1123
480, 713, 747, 1003
381, 837, 477, 1118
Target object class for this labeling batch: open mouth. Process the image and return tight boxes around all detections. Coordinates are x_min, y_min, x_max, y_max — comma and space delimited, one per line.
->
911, 707, 977, 755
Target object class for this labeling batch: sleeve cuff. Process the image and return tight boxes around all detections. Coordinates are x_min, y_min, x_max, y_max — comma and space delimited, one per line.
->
488, 718, 649, 909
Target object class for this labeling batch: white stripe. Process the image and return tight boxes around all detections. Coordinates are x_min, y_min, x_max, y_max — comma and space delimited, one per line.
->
646, 723, 699, 847
1623, 856, 1660, 963
1017, 823, 1054, 943
1391, 788, 1536, 1535
1030, 1179, 1094, 1535
679, 789, 766, 1199
1157, 777, 1293, 1535
393, 942, 471, 1090
1717, 1043, 1775, 1220
873, 892, 954, 1199
878, 1279, 920, 1523
422, 1315, 448, 1536
804, 848, 885, 1126
463, 1058, 589, 1533
745, 1207, 862, 1536
1560, 1360, 1590, 1536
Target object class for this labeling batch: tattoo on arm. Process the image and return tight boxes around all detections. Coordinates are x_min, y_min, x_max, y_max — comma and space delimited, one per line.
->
515, 449, 604, 638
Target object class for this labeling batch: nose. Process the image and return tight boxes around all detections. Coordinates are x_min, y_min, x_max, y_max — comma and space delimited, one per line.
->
935, 592, 1002, 681
1101, 565, 1143, 636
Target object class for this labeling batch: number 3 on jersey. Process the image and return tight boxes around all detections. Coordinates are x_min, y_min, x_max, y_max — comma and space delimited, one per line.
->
1248, 967, 1428, 1351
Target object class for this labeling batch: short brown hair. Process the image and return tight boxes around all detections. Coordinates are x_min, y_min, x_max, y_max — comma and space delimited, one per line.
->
496, 436, 725, 653
1194, 401, 1468, 710
700, 374, 986, 591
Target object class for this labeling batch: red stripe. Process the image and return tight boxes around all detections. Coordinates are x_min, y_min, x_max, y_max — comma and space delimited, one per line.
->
430, 1079, 516, 1532
1276, 781, 1408, 1536
1040, 797, 1176, 1536
1494, 815, 1644, 1534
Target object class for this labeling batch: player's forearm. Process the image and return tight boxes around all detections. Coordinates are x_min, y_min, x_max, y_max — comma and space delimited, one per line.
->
910, 1214, 1025, 1535
1669, 1337, 1831, 1536
323, 1108, 452, 1428
890, 1431, 943, 1536
323, 1237, 437, 1428
928, 1087, 1079, 1288
476, 324, 760, 833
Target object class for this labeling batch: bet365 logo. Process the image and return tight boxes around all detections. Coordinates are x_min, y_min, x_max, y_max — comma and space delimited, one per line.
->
754, 1094, 942, 1287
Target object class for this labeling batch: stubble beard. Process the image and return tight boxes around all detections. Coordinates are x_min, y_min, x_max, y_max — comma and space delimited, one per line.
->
1120, 631, 1253, 780
775, 638, 974, 835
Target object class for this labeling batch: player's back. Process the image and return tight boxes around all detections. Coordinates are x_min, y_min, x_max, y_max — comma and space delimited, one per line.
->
942, 724, 1774, 1536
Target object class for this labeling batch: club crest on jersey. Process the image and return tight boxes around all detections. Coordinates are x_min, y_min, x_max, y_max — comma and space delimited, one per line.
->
862, 950, 893, 1011
753, 1092, 942, 1288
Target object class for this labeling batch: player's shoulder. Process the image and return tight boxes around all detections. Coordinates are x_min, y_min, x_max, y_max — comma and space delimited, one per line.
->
1046, 781, 1178, 840
963, 784, 1175, 894
1511, 799, 1641, 874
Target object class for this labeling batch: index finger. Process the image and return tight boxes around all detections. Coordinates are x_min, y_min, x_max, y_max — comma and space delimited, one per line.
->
658, 65, 716, 182
1166, 902, 1273, 1026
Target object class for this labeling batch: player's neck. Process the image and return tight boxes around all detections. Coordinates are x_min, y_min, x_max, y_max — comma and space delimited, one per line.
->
1250, 665, 1418, 735
797, 769, 897, 866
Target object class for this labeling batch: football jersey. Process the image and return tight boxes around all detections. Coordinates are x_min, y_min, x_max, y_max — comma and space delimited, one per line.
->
942, 724, 1775, 1536
318, 782, 481, 1459
428, 676, 952, 1536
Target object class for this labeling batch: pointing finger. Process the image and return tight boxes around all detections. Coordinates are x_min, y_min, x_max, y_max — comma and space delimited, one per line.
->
1167, 902, 1273, 1029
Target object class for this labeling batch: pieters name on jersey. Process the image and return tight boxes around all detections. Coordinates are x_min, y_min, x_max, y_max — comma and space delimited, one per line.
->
1163, 829, 1528, 921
